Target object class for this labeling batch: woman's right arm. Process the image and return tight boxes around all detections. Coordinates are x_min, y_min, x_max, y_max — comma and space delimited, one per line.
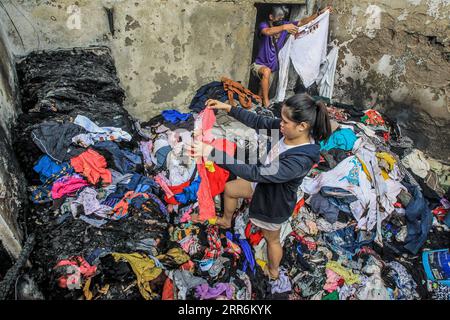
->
205, 99, 281, 131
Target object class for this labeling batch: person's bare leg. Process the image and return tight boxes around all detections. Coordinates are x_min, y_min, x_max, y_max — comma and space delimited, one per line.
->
261, 228, 282, 279
258, 67, 272, 107
216, 179, 253, 228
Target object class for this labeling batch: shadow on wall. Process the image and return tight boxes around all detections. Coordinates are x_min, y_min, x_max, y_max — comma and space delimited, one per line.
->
383, 100, 450, 163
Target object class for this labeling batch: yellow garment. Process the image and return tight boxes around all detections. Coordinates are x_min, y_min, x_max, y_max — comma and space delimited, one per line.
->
112, 252, 162, 300
156, 247, 190, 266
381, 170, 389, 180
83, 278, 93, 300
256, 259, 267, 271
376, 152, 396, 171
208, 217, 217, 225
326, 261, 361, 285
205, 161, 216, 172
358, 159, 372, 182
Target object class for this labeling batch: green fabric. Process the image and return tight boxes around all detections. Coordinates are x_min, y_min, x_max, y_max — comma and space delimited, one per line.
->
322, 290, 339, 300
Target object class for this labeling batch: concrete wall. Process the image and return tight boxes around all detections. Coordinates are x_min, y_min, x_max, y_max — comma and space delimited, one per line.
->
1, 1, 447, 159
329, 0, 450, 160
0, 21, 25, 259
0, 0, 305, 121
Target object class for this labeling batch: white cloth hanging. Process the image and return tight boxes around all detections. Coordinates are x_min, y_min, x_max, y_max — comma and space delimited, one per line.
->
276, 10, 330, 102
317, 46, 339, 100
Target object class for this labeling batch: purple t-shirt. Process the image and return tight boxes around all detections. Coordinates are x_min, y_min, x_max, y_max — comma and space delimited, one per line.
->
254, 21, 297, 72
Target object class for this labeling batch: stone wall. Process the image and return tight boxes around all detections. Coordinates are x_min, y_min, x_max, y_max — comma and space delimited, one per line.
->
0, 21, 26, 259
0, 0, 305, 121
329, 0, 449, 160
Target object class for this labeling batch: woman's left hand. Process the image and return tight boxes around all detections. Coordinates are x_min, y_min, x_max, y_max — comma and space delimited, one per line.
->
186, 140, 214, 159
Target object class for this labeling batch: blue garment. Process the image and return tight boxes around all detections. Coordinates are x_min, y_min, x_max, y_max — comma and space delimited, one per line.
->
323, 226, 374, 257
320, 186, 358, 214
127, 173, 159, 194
102, 173, 159, 206
320, 128, 357, 151
189, 81, 228, 112
310, 193, 340, 223
403, 183, 433, 255
33, 155, 66, 183
174, 175, 201, 204
93, 141, 141, 174
161, 110, 192, 124
30, 162, 74, 204
226, 232, 255, 274
131, 193, 170, 222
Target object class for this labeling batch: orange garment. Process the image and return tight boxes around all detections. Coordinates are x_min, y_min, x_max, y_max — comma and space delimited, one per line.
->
195, 108, 236, 221
112, 191, 149, 220
162, 277, 175, 300
221, 77, 262, 109
70, 149, 111, 186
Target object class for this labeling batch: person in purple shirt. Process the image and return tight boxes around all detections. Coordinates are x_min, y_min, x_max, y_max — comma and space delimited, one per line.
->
252, 6, 299, 107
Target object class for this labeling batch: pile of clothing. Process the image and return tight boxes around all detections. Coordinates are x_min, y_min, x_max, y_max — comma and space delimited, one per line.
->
12, 49, 449, 300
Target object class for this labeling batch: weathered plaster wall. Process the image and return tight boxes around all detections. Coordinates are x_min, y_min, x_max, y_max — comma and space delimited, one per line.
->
328, 0, 450, 160
0, 0, 448, 153
0, 22, 25, 259
0, 0, 305, 121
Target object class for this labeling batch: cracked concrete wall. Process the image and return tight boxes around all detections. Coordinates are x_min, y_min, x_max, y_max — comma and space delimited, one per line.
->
0, 21, 25, 260
328, 0, 450, 161
0, 0, 305, 122
0, 0, 448, 160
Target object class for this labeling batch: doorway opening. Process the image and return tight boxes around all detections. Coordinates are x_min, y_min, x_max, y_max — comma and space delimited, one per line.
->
248, 3, 307, 98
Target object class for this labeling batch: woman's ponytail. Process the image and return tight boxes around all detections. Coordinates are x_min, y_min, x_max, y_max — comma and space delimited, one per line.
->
313, 100, 331, 141
284, 94, 332, 142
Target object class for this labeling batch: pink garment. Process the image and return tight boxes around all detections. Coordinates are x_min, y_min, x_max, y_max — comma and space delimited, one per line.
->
195, 109, 217, 221
180, 207, 194, 223
195, 108, 215, 143
324, 269, 343, 293
194, 109, 237, 221
155, 173, 174, 198
140, 141, 153, 166
54, 256, 97, 289
179, 235, 196, 253
210, 138, 236, 157
51, 176, 89, 199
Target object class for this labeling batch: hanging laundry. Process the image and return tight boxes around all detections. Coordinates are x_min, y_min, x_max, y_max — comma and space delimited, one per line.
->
276, 10, 331, 101
70, 149, 112, 186
316, 46, 339, 100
